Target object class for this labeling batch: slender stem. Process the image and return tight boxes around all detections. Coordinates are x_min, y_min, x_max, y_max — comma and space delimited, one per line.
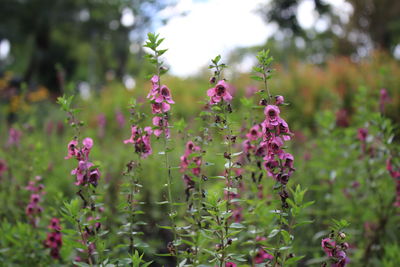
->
77, 219, 93, 266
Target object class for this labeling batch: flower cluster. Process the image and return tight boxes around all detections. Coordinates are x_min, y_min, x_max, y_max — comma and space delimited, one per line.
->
147, 75, 174, 137
124, 126, 153, 158
207, 80, 232, 105
244, 97, 294, 188
180, 141, 202, 196
25, 176, 45, 227
387, 157, 400, 207
44, 218, 62, 259
65, 137, 101, 187
321, 237, 350, 267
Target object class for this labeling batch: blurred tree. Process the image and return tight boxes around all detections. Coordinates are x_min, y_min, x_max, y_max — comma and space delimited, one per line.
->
258, 0, 400, 59
0, 0, 174, 92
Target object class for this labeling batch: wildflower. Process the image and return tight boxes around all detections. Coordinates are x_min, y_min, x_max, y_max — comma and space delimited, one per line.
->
152, 116, 170, 138
155, 85, 175, 104
151, 102, 170, 113
321, 238, 336, 257
246, 125, 262, 141
124, 126, 153, 158
254, 248, 274, 263
147, 75, 160, 99
44, 218, 62, 259
65, 140, 79, 159
25, 178, 45, 226
357, 128, 368, 142
263, 105, 281, 127
207, 80, 232, 105
275, 95, 284, 105
225, 262, 237, 267
49, 218, 61, 231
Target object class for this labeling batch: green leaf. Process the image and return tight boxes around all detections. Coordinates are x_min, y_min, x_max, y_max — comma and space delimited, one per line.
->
285, 255, 305, 265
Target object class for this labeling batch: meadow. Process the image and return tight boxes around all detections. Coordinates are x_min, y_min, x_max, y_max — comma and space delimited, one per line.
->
0, 34, 399, 267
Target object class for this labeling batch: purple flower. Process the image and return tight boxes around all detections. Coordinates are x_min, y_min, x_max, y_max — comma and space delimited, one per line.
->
207, 80, 232, 104
275, 95, 284, 105
264, 105, 281, 127
357, 128, 368, 142
65, 140, 79, 159
254, 248, 274, 263
152, 116, 170, 138
151, 102, 170, 114
124, 126, 153, 158
246, 125, 262, 141
321, 238, 336, 257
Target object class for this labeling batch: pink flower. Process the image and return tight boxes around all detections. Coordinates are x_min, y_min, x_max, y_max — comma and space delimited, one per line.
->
151, 102, 170, 114
242, 139, 255, 154
254, 248, 274, 263
282, 153, 294, 169
180, 141, 202, 176
152, 116, 170, 138
49, 218, 61, 231
264, 105, 281, 127
357, 128, 368, 142
124, 126, 153, 158
124, 126, 140, 144
277, 119, 292, 141
30, 194, 41, 203
207, 80, 232, 104
154, 85, 175, 104
268, 136, 284, 156
147, 75, 160, 99
65, 140, 78, 159
71, 161, 93, 186
44, 220, 62, 260
225, 262, 237, 267
246, 125, 262, 141
275, 95, 284, 105
264, 156, 279, 178
89, 168, 101, 187
321, 238, 336, 257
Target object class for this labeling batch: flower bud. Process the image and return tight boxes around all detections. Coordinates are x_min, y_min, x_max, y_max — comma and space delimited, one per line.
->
215, 243, 222, 251
209, 76, 216, 84
275, 95, 284, 105
339, 232, 346, 239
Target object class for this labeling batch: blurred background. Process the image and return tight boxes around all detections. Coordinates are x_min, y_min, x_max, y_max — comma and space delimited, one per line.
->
1, 1, 400, 265
1, 0, 400, 103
